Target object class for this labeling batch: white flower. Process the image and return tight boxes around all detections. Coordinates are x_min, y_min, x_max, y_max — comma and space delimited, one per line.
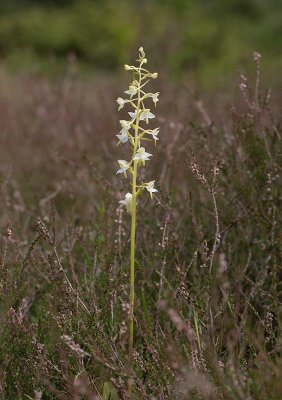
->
117, 120, 131, 142
116, 132, 129, 143
144, 181, 158, 198
151, 92, 159, 106
116, 97, 128, 111
119, 120, 131, 131
128, 110, 138, 120
148, 127, 159, 144
125, 85, 137, 98
119, 193, 133, 213
140, 109, 155, 124
139, 47, 145, 58
116, 160, 130, 176
133, 147, 153, 164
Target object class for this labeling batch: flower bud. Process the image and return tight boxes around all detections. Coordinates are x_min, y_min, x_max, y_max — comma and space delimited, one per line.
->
143, 58, 147, 64
151, 72, 158, 79
124, 64, 131, 71
253, 51, 261, 63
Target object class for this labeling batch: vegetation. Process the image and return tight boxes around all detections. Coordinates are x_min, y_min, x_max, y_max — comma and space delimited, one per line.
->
0, 47, 281, 399
0, 0, 281, 85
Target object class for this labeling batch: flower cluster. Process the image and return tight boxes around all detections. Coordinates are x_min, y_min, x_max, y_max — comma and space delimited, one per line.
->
116, 47, 159, 213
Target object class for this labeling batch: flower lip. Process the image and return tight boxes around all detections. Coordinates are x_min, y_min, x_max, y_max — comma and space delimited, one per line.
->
140, 109, 155, 124
116, 97, 128, 110
125, 85, 138, 98
119, 193, 133, 213
116, 160, 130, 175
128, 110, 138, 120
116, 132, 129, 143
119, 120, 131, 130
148, 127, 159, 144
133, 147, 153, 162
151, 92, 160, 106
144, 180, 158, 198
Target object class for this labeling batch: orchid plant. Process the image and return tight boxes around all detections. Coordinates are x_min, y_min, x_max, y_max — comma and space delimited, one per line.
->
115, 47, 159, 388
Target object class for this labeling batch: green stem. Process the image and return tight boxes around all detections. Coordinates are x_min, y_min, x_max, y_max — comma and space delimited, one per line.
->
128, 158, 137, 389
128, 62, 142, 394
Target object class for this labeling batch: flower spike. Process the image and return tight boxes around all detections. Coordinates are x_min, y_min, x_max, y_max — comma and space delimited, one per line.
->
115, 48, 159, 392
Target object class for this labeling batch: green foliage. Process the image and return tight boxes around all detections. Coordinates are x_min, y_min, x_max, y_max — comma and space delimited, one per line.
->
0, 1, 136, 66
0, 0, 281, 84
102, 382, 119, 400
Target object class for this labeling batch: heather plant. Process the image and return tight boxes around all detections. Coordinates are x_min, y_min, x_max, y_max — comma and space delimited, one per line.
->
116, 47, 159, 390
0, 52, 281, 400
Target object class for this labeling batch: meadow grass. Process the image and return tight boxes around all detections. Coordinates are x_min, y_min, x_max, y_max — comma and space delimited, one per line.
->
0, 52, 281, 399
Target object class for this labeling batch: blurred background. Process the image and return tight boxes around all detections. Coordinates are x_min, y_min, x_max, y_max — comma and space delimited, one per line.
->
1, 3, 282, 399
0, 0, 281, 87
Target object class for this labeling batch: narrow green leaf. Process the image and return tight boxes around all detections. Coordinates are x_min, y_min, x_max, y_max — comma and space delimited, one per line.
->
102, 382, 119, 400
